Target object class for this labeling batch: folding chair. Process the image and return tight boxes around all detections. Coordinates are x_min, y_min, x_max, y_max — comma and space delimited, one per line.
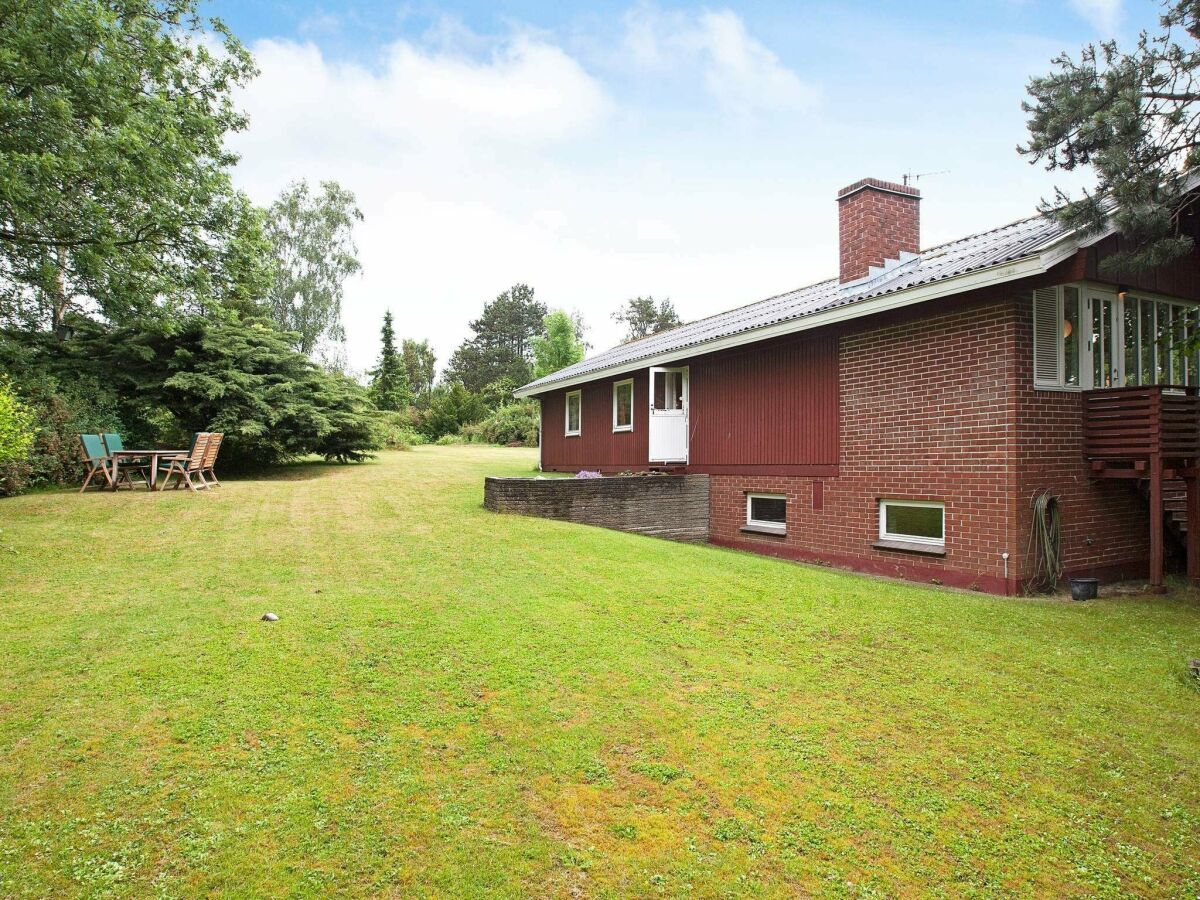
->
101, 432, 149, 489
199, 433, 223, 487
79, 434, 114, 492
157, 433, 210, 492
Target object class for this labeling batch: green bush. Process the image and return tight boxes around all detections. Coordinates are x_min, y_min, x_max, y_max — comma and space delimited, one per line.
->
434, 433, 467, 446
0, 318, 384, 492
462, 401, 538, 446
0, 377, 123, 496
0, 377, 35, 465
376, 410, 427, 450
94, 316, 383, 468
418, 382, 485, 441
0, 378, 36, 493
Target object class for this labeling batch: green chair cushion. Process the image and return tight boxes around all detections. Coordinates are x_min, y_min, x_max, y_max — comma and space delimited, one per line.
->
80, 434, 108, 463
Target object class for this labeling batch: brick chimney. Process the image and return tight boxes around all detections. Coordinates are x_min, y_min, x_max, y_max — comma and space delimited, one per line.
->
836, 177, 921, 284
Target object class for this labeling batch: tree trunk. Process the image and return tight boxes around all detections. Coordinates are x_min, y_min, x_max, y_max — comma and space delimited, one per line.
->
52, 248, 72, 338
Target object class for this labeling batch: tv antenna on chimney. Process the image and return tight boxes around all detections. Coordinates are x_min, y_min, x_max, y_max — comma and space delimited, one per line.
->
902, 169, 950, 186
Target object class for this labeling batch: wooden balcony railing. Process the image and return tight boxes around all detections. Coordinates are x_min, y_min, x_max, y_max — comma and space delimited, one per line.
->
1083, 385, 1200, 464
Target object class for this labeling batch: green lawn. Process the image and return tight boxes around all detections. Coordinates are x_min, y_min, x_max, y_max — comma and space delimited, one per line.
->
1, 447, 1198, 897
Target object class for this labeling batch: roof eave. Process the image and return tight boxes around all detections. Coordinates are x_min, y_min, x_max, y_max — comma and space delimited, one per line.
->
515, 243, 1077, 399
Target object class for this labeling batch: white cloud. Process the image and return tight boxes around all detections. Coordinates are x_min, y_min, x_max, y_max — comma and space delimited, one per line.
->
621, 6, 819, 113
226, 9, 1078, 375
230, 30, 624, 370
635, 218, 680, 243
1068, 0, 1120, 33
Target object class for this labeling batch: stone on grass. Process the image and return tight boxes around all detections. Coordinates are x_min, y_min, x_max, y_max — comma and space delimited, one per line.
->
261, 612, 279, 622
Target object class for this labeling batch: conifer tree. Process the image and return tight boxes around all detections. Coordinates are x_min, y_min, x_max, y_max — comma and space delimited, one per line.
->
370, 310, 410, 411
1022, 0, 1200, 272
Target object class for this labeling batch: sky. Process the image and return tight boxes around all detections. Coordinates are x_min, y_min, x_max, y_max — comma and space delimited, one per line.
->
203, 0, 1154, 376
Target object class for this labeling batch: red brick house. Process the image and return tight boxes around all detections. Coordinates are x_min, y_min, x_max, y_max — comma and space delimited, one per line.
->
513, 177, 1200, 594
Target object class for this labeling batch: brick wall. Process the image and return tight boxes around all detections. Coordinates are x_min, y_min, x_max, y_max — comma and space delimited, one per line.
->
710, 297, 1020, 592
484, 475, 710, 542
1012, 310, 1150, 582
837, 179, 921, 283
710, 291, 1159, 592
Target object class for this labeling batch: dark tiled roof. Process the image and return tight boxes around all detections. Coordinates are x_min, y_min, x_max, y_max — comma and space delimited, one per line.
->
518, 212, 1070, 395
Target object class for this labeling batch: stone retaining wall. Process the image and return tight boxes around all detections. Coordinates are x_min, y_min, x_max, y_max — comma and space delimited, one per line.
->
484, 475, 710, 542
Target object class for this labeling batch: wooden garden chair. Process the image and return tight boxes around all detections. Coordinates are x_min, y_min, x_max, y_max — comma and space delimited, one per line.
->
157, 433, 210, 492
78, 434, 114, 492
198, 432, 223, 487
101, 432, 149, 489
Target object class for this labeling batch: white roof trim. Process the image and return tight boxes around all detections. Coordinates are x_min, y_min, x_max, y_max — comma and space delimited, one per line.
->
515, 239, 1076, 398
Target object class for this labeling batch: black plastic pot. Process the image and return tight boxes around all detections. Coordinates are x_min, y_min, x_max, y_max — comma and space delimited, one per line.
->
1069, 577, 1099, 601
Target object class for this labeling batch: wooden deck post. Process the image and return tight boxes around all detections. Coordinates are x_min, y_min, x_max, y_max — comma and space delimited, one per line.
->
1150, 453, 1165, 592
1188, 470, 1200, 584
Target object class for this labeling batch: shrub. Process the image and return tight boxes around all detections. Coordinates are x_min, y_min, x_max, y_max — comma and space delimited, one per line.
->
0, 378, 123, 496
418, 382, 485, 441
94, 316, 383, 468
463, 400, 538, 446
0, 378, 35, 466
377, 410, 426, 450
434, 433, 467, 446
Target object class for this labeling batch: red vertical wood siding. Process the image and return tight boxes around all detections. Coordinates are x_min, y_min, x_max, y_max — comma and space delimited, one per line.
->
688, 333, 839, 472
1063, 237, 1200, 299
539, 370, 649, 470
537, 332, 838, 473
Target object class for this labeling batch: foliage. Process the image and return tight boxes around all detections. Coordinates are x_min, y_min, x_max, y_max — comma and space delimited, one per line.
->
417, 381, 485, 440
0, 332, 125, 494
376, 410, 425, 450
0, 377, 34, 466
433, 432, 467, 445
463, 400, 539, 446
138, 316, 381, 465
445, 284, 547, 392
264, 179, 363, 359
1021, 0, 1200, 272
307, 371, 382, 463
532, 310, 586, 379
479, 376, 520, 410
1, 447, 1199, 894
401, 338, 437, 401
612, 296, 683, 342
0, 0, 261, 329
369, 310, 411, 411
0, 317, 382, 475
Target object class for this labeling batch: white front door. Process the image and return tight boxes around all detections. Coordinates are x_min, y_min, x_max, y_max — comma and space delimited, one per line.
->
649, 366, 689, 463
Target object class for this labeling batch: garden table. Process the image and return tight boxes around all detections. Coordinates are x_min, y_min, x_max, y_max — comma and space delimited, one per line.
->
110, 449, 186, 491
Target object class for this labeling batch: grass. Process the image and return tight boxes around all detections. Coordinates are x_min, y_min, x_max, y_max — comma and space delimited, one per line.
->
1, 446, 1198, 897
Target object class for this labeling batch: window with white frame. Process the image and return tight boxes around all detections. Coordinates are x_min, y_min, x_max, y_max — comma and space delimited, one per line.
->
1033, 284, 1200, 390
565, 390, 581, 436
613, 379, 634, 432
879, 499, 944, 546
746, 494, 787, 532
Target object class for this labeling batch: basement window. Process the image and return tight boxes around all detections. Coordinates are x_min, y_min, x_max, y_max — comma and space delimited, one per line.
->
744, 494, 787, 535
878, 499, 944, 551
613, 379, 634, 432
565, 390, 581, 436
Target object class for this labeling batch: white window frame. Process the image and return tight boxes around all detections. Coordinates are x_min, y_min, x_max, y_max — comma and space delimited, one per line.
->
1033, 282, 1200, 391
879, 499, 945, 547
612, 378, 634, 432
746, 493, 787, 532
564, 390, 581, 437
